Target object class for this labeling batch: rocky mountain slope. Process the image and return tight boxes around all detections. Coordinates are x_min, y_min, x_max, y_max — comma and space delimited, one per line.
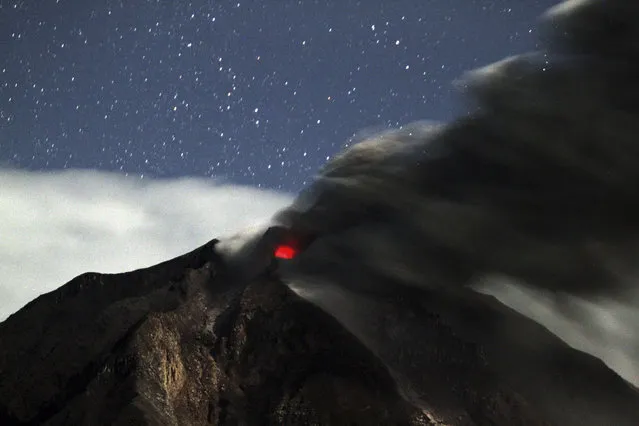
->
0, 239, 637, 425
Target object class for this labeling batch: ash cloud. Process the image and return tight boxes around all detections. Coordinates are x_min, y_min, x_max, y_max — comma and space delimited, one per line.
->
269, 0, 639, 386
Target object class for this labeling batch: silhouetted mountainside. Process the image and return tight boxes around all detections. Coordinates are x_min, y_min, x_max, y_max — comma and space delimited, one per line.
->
0, 239, 637, 425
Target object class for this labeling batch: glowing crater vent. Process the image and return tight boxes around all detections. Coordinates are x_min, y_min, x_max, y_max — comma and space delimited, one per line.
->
274, 244, 297, 260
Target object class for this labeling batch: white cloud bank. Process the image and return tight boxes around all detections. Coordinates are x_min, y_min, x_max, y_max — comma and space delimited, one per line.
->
0, 168, 293, 320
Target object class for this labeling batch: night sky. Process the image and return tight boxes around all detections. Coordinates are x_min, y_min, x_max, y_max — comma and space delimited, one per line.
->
1, 0, 557, 193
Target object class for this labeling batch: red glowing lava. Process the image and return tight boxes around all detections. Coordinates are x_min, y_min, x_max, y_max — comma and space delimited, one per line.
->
274, 245, 297, 259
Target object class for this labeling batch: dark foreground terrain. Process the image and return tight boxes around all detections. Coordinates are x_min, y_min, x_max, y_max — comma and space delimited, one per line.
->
0, 239, 637, 426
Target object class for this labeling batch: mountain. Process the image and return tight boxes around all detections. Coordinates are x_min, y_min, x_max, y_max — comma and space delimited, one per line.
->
0, 239, 637, 425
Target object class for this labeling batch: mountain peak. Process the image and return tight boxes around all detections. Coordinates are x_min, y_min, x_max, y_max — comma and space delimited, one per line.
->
1, 239, 637, 425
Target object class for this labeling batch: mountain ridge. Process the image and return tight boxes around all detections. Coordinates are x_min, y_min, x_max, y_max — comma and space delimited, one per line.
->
1, 237, 637, 425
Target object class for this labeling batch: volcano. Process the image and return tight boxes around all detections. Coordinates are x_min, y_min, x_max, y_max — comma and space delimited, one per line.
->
0, 239, 637, 425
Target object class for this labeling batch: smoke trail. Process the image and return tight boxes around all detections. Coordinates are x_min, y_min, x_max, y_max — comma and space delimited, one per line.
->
266, 0, 639, 393
276, 0, 639, 300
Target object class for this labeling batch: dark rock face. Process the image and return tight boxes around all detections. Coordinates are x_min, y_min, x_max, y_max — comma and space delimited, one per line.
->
0, 240, 438, 425
0, 240, 637, 425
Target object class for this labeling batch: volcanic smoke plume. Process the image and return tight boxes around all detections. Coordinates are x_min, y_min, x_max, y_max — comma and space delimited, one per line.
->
266, 0, 639, 387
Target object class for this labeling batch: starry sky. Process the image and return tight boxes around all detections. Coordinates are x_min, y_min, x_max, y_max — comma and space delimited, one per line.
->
1, 0, 557, 193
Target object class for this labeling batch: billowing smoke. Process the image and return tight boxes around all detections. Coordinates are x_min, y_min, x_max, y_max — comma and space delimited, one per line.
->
259, 0, 639, 392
